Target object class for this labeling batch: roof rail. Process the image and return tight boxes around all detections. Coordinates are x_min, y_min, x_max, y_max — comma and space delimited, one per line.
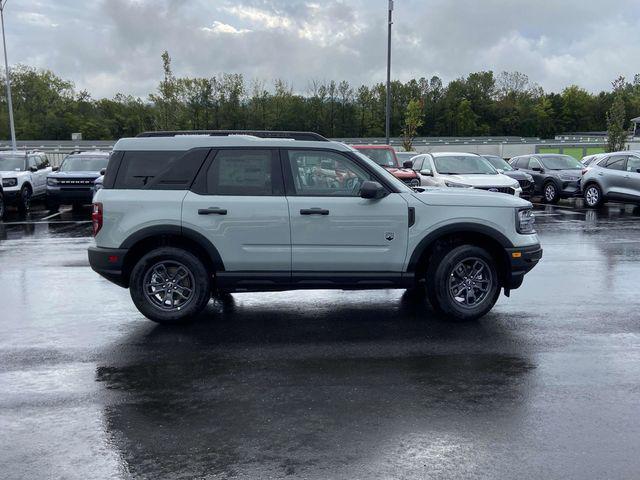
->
136, 130, 329, 142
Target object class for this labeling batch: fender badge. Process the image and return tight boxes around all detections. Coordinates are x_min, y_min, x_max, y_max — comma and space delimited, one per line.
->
385, 232, 395, 241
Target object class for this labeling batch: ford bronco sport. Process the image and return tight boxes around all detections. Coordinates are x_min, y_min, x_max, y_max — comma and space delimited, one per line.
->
89, 130, 542, 324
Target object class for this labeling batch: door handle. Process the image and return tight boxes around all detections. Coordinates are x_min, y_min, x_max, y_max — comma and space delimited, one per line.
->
300, 208, 329, 215
198, 207, 227, 215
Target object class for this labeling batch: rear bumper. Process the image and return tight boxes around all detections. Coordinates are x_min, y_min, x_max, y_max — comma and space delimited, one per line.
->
88, 246, 129, 288
505, 243, 543, 290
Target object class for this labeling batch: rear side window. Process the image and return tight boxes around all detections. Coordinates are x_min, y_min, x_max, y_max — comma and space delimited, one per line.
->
603, 155, 626, 171
206, 149, 281, 196
114, 149, 209, 190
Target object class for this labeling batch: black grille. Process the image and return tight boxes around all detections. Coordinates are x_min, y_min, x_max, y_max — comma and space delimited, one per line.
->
518, 179, 532, 189
476, 186, 515, 195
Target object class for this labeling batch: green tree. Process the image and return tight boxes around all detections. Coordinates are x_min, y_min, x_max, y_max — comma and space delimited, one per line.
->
606, 77, 628, 152
401, 99, 424, 151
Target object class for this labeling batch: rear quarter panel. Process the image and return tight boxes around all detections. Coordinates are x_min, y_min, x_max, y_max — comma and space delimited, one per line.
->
94, 190, 187, 248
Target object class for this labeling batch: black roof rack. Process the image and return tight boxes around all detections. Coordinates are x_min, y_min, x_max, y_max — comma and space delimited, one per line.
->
136, 130, 329, 142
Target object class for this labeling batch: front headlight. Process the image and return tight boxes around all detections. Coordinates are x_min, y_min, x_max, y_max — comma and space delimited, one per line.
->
516, 208, 536, 234
2, 178, 17, 187
444, 181, 473, 188
47, 178, 59, 187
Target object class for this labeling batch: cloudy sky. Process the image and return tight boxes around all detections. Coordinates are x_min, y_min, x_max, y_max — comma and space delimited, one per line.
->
7, 0, 640, 98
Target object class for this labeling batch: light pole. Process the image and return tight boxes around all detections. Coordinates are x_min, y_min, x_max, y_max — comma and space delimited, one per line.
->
0, 0, 16, 151
385, 0, 393, 145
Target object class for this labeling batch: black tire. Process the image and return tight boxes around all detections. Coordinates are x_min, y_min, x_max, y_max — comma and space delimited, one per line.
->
129, 247, 212, 324
542, 181, 560, 204
17, 186, 32, 213
0, 192, 5, 220
425, 244, 501, 321
583, 183, 603, 208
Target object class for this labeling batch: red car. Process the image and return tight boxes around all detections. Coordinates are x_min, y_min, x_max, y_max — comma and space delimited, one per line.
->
352, 145, 420, 187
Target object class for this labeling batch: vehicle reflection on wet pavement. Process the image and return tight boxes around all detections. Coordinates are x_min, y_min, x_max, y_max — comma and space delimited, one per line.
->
1, 200, 639, 479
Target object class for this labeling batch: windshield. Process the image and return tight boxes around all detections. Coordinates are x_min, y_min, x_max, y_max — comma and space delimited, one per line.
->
433, 155, 497, 175
355, 148, 398, 167
483, 155, 513, 171
540, 155, 582, 170
60, 156, 108, 172
0, 155, 25, 171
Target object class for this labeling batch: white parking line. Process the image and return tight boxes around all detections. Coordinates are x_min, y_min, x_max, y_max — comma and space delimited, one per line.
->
39, 207, 72, 221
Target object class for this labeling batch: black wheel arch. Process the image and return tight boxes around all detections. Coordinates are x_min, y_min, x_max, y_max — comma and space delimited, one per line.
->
119, 226, 225, 286
407, 223, 513, 286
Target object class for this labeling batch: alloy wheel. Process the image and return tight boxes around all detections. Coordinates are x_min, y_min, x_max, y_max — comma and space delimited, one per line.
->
22, 189, 31, 212
447, 257, 493, 309
143, 260, 196, 311
585, 186, 599, 206
544, 184, 556, 202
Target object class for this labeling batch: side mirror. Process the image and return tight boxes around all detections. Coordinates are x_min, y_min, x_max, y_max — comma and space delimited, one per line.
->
360, 181, 387, 199
532, 167, 543, 172
100, 168, 106, 175
29, 166, 38, 173
636, 168, 640, 173
419, 169, 433, 177
402, 160, 413, 169
497, 169, 504, 174
52, 166, 59, 172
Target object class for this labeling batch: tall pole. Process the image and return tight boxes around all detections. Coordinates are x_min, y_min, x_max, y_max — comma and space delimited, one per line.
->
385, 0, 393, 145
0, 1, 16, 151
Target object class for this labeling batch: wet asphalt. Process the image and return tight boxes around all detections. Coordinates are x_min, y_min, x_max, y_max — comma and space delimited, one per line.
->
1, 200, 639, 480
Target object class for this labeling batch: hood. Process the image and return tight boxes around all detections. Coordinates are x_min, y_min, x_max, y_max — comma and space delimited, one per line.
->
502, 170, 531, 181
438, 173, 519, 188
550, 169, 582, 179
413, 186, 531, 208
383, 166, 418, 179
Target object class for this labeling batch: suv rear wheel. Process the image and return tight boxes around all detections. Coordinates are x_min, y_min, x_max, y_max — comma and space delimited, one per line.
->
425, 245, 500, 321
129, 247, 212, 323
583, 183, 603, 208
0, 191, 4, 219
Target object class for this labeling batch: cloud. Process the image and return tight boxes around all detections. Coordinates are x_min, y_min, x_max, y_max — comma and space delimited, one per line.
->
3, 0, 640, 98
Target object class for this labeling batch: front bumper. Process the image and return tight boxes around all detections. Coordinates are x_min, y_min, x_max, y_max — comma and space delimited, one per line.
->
558, 180, 581, 198
505, 243, 543, 291
88, 246, 129, 288
47, 187, 95, 204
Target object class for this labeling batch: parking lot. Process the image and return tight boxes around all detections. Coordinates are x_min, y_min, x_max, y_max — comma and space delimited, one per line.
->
1, 200, 639, 479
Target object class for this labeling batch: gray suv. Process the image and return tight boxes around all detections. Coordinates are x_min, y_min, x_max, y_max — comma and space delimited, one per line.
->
509, 154, 583, 203
582, 151, 640, 208
88, 130, 542, 324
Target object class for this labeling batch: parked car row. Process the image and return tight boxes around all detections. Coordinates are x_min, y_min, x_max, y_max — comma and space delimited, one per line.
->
0, 150, 110, 218
377, 148, 640, 208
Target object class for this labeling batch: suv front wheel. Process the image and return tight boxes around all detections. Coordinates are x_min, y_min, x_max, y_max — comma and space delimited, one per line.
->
425, 245, 501, 321
129, 247, 212, 323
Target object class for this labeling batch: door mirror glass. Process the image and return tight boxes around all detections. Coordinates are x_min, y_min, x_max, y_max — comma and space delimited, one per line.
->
52, 166, 59, 172
360, 181, 387, 199
29, 165, 38, 173
419, 169, 433, 177
402, 160, 413, 169
100, 168, 106, 175
531, 166, 543, 172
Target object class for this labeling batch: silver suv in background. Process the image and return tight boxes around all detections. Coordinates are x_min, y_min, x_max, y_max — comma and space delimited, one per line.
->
582, 151, 640, 208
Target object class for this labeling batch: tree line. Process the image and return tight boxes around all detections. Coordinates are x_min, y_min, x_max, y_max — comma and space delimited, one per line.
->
0, 51, 639, 142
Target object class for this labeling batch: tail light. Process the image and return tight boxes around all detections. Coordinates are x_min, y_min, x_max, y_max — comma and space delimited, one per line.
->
92, 202, 103, 236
